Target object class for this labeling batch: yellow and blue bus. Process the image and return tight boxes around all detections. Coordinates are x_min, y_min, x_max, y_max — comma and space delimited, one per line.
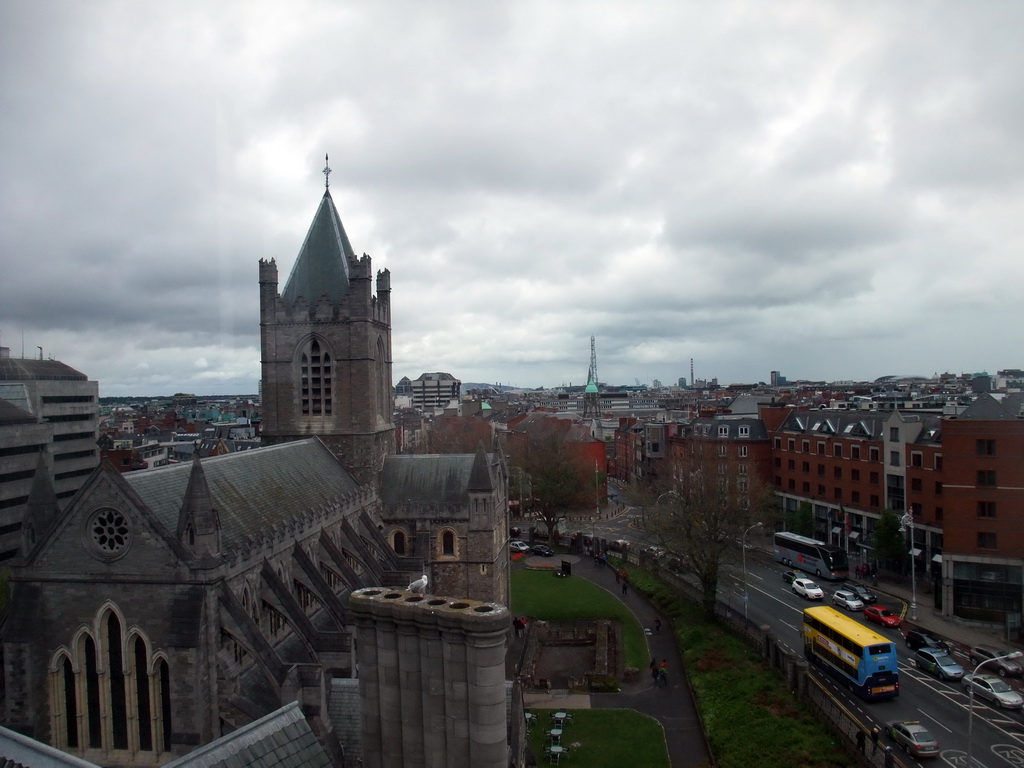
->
802, 606, 899, 701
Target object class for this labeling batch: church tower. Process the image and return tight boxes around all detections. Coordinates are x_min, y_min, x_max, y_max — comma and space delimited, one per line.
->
260, 157, 395, 483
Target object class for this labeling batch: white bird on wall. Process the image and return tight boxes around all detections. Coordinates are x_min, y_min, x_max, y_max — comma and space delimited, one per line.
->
408, 574, 428, 594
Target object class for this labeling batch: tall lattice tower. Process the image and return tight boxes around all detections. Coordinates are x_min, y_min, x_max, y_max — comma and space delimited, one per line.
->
583, 335, 600, 418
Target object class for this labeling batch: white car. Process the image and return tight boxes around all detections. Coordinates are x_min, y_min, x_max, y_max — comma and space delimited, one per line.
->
962, 673, 1024, 709
832, 589, 865, 611
792, 578, 824, 600
509, 540, 530, 553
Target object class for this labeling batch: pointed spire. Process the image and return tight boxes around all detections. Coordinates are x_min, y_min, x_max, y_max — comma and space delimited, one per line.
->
280, 176, 356, 311
468, 442, 494, 492
22, 451, 59, 555
177, 452, 221, 556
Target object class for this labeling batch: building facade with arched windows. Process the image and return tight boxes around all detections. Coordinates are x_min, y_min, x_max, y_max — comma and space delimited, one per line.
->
1, 182, 512, 766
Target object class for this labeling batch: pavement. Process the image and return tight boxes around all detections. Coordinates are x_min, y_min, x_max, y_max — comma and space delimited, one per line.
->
511, 554, 713, 768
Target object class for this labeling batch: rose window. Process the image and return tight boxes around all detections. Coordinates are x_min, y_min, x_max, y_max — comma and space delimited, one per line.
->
90, 508, 131, 555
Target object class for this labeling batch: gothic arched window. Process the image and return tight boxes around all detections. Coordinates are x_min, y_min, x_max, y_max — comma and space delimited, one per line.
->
440, 529, 456, 557
393, 530, 406, 556
51, 605, 171, 759
300, 338, 332, 416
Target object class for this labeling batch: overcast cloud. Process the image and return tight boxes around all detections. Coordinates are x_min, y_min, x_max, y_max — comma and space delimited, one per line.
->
2, 1, 1023, 396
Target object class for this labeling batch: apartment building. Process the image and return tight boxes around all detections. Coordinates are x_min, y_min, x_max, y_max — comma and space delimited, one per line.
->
0, 352, 99, 561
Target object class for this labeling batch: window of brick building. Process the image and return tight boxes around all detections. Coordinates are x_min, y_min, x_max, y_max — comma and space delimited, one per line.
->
834, 488, 842, 500
977, 501, 997, 518
935, 455, 943, 470
977, 470, 997, 487
852, 468, 860, 481
870, 494, 880, 507
788, 438, 795, 451
870, 472, 880, 485
852, 491, 861, 503
774, 437, 782, 449
774, 457, 781, 468
817, 442, 826, 455
802, 461, 810, 473
911, 478, 922, 492
834, 467, 842, 479
802, 440, 810, 452
788, 478, 795, 490
852, 446, 861, 460
935, 481, 942, 496
976, 439, 996, 455
936, 507, 943, 521
817, 464, 825, 476
911, 452, 922, 467
788, 459, 795, 470
870, 447, 879, 461
978, 532, 997, 550
803, 482, 811, 492
818, 484, 825, 495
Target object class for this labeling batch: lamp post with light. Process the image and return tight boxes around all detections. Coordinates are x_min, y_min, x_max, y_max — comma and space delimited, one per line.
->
899, 511, 918, 621
968, 650, 1024, 767
742, 522, 763, 619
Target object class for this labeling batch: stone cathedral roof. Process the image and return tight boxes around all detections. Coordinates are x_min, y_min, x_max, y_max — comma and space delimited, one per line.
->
125, 439, 359, 550
380, 453, 498, 506
280, 190, 356, 309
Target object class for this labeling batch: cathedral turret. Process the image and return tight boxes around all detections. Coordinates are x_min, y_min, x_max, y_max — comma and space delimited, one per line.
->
176, 452, 221, 557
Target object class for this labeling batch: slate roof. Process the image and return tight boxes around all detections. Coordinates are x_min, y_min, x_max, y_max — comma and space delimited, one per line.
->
281, 190, 355, 310
124, 440, 359, 550
162, 701, 330, 768
0, 723, 100, 767
380, 453, 496, 506
959, 393, 1020, 420
328, 679, 362, 764
0, 397, 36, 426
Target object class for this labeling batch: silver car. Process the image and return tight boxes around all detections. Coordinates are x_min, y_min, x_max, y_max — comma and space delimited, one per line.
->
831, 589, 865, 611
914, 647, 965, 681
962, 673, 1024, 709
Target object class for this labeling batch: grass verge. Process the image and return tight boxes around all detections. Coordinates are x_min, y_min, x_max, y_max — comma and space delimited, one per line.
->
510, 569, 648, 671
527, 709, 669, 768
624, 568, 855, 768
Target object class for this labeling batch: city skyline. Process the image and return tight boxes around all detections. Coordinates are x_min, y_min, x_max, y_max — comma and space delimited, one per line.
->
3, 3, 1023, 396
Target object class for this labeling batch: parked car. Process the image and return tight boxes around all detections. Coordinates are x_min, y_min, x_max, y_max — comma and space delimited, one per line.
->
607, 539, 631, 552
832, 589, 865, 611
962, 673, 1024, 709
841, 582, 877, 604
863, 605, 902, 629
530, 544, 554, 557
886, 720, 940, 758
792, 578, 824, 600
904, 628, 951, 653
510, 540, 530, 553
782, 570, 798, 584
913, 647, 965, 681
969, 644, 1024, 678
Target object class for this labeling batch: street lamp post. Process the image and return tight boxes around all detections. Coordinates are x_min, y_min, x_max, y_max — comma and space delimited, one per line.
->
742, 522, 763, 619
968, 651, 1024, 766
899, 511, 918, 621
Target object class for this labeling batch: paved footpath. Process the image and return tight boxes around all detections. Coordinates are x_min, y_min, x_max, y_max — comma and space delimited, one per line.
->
515, 556, 713, 768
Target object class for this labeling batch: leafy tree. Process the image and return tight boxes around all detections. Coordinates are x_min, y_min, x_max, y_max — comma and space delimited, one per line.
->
645, 437, 773, 617
872, 509, 906, 571
791, 501, 814, 537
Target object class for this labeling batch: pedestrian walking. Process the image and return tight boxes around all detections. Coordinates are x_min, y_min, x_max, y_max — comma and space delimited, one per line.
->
654, 617, 662, 634
621, 581, 628, 595
856, 730, 865, 754
657, 667, 667, 687
614, 570, 620, 584
650, 658, 658, 683
870, 726, 880, 753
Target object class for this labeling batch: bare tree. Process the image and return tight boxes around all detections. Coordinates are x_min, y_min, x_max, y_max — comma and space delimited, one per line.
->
510, 433, 592, 543
645, 437, 773, 617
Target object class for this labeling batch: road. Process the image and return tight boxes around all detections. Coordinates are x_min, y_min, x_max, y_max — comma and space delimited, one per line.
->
591, 498, 1024, 768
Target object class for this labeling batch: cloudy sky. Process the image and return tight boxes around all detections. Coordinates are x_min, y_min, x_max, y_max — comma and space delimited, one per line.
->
2, 2, 1023, 396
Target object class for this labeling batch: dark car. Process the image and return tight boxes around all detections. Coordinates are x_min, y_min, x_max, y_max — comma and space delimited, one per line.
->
841, 582, 877, 604
531, 544, 554, 557
969, 644, 1024, 677
905, 628, 951, 653
782, 570, 798, 584
887, 720, 940, 758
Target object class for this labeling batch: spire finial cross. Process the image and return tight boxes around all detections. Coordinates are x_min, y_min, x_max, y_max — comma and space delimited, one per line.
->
323, 153, 332, 189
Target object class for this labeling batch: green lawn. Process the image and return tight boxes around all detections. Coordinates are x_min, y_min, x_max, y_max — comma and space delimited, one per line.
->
527, 709, 669, 768
510, 568, 648, 670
